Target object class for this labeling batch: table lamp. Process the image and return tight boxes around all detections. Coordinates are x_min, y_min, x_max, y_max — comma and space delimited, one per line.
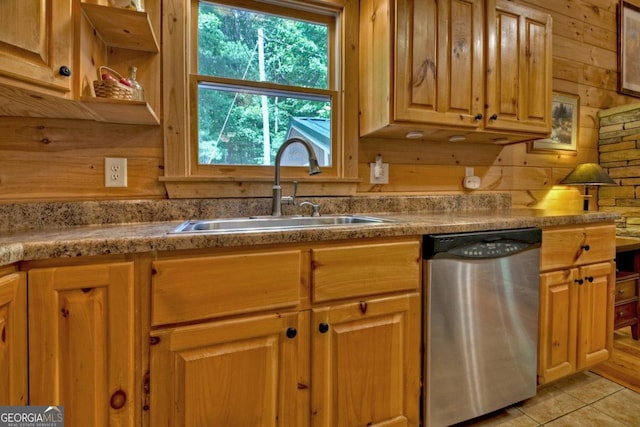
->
559, 163, 616, 210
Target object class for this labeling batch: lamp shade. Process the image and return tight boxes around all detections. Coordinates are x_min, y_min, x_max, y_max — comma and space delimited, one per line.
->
560, 163, 616, 186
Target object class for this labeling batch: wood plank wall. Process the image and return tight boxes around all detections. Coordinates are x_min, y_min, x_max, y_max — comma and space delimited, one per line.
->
0, 0, 637, 206
358, 0, 638, 209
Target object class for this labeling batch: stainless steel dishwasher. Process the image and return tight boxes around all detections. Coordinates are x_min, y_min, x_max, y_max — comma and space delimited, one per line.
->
423, 228, 541, 427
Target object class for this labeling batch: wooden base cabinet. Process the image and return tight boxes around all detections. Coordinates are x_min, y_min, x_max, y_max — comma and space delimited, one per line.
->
0, 267, 27, 406
148, 238, 422, 426
614, 271, 640, 339
311, 294, 420, 427
537, 225, 616, 385
150, 311, 305, 426
27, 262, 136, 427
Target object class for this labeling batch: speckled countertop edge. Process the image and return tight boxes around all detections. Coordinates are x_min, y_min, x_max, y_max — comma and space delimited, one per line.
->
0, 207, 620, 267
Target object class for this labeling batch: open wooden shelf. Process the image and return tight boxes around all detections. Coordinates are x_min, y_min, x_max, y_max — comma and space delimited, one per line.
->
80, 96, 159, 125
81, 3, 159, 53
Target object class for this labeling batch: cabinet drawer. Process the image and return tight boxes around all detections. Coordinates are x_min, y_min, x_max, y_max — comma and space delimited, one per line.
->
541, 224, 616, 271
614, 300, 638, 326
151, 250, 301, 326
616, 277, 638, 302
311, 240, 420, 303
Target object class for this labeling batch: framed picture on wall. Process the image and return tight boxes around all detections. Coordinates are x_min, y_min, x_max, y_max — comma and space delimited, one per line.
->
619, 0, 640, 97
528, 92, 579, 154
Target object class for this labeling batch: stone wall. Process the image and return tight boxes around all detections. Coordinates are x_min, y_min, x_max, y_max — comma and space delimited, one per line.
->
598, 104, 640, 233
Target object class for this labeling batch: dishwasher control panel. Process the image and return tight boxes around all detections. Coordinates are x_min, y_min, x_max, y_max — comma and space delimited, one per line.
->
423, 228, 542, 259
450, 241, 528, 258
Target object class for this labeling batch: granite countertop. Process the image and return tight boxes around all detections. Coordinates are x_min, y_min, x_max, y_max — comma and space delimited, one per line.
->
0, 203, 619, 267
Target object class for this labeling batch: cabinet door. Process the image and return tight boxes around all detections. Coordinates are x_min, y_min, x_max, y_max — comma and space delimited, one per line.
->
485, 0, 551, 134
538, 268, 578, 384
396, 0, 484, 128
0, 0, 74, 96
311, 293, 421, 427
150, 311, 304, 427
28, 262, 135, 427
0, 271, 27, 405
576, 261, 615, 370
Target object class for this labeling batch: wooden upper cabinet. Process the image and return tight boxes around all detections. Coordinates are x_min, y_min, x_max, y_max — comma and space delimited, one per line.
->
0, 1, 160, 125
359, 0, 552, 143
485, 0, 552, 134
0, 0, 75, 97
395, 0, 484, 129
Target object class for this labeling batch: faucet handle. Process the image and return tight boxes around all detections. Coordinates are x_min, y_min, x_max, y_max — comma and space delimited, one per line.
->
281, 180, 298, 206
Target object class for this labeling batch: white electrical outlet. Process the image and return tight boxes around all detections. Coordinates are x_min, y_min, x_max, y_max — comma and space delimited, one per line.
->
105, 157, 128, 187
369, 162, 389, 184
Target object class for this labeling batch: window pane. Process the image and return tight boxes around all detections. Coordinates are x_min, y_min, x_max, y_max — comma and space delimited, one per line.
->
198, 2, 328, 89
198, 83, 332, 166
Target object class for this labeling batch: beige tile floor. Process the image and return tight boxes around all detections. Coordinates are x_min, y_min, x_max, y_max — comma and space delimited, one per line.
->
454, 371, 640, 427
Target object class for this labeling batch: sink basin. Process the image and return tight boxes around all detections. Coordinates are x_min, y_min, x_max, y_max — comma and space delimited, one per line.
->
171, 215, 393, 234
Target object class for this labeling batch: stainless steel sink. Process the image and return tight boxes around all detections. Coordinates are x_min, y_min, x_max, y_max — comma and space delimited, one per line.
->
170, 215, 393, 233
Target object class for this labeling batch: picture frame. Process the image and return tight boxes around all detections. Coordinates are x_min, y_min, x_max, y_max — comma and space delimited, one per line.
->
528, 92, 579, 154
618, 0, 640, 97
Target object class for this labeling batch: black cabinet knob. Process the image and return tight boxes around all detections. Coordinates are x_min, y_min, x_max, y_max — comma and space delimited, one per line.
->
575, 278, 584, 285
581, 244, 590, 251
59, 66, 72, 77
474, 113, 483, 121
286, 327, 297, 339
489, 114, 498, 121
585, 276, 594, 283
318, 323, 329, 333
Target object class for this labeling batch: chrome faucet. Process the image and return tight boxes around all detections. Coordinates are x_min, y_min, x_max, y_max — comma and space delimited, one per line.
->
272, 137, 321, 216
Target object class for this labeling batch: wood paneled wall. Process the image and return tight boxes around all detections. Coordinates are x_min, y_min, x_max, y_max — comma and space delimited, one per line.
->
358, 0, 637, 209
0, 118, 165, 201
0, 0, 636, 206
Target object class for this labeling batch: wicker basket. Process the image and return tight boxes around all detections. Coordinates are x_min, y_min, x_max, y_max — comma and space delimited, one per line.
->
93, 66, 133, 100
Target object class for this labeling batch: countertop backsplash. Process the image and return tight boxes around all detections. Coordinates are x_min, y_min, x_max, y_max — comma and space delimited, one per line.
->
0, 193, 511, 233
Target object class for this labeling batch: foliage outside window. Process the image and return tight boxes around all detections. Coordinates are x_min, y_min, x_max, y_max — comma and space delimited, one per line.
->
195, 1, 335, 169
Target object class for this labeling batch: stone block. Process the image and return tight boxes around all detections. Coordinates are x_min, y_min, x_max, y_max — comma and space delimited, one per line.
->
600, 149, 640, 163
599, 186, 634, 198
599, 140, 637, 152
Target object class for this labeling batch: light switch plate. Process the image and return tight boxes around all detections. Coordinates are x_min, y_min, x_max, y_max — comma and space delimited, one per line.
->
370, 162, 389, 184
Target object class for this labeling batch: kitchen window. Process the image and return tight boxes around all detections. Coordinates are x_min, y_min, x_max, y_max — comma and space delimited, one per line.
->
197, 2, 333, 167
162, 0, 359, 198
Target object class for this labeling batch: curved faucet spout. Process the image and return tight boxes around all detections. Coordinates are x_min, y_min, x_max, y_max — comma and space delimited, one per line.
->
272, 137, 322, 216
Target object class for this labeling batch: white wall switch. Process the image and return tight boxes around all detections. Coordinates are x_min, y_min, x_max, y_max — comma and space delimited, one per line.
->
105, 157, 128, 187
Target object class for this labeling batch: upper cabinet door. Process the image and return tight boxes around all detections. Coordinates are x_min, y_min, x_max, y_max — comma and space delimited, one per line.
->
485, 0, 552, 133
0, 0, 74, 97
395, 0, 484, 128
